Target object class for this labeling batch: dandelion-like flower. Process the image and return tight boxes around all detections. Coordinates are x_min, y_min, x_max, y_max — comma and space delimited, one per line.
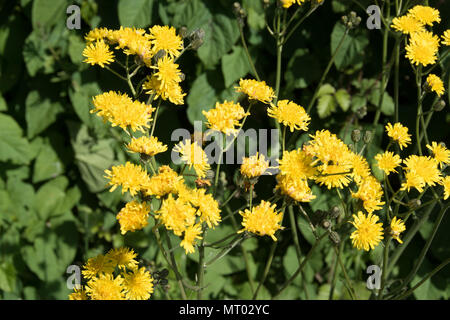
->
390, 217, 406, 244
351, 176, 385, 214
240, 153, 271, 178
375, 151, 402, 175
441, 176, 450, 200
238, 201, 283, 241
143, 165, 184, 198
180, 188, 222, 229
442, 30, 450, 46
173, 139, 210, 178
69, 288, 88, 300
385, 122, 412, 150
123, 267, 154, 300
401, 155, 442, 192
106, 247, 138, 270
426, 74, 445, 97
148, 25, 183, 58
86, 274, 125, 300
350, 211, 384, 251
235, 79, 275, 104
85, 27, 111, 43
349, 152, 371, 183
104, 162, 150, 196
127, 136, 167, 157
405, 30, 440, 66
151, 56, 182, 92
143, 75, 186, 105
268, 100, 310, 132
278, 149, 316, 180
180, 223, 203, 254
82, 254, 115, 279
83, 40, 114, 67
276, 174, 316, 202
426, 141, 450, 168
202, 101, 248, 135
391, 14, 424, 34
156, 194, 197, 236
408, 5, 440, 26
116, 201, 151, 235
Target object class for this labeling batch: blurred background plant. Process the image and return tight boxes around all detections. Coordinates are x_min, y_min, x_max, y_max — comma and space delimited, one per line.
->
0, 0, 448, 300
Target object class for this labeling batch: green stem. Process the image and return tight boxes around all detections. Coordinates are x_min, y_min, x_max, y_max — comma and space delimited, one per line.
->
328, 241, 343, 300
253, 241, 277, 300
197, 226, 208, 300
379, 236, 391, 299
150, 100, 162, 137
415, 66, 423, 155
237, 20, 260, 81
334, 246, 357, 300
165, 232, 188, 300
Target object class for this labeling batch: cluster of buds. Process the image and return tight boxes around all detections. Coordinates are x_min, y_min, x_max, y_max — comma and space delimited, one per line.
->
342, 11, 362, 29
233, 2, 247, 26
351, 129, 373, 144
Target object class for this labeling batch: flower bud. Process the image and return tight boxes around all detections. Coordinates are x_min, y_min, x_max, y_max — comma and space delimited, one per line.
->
357, 106, 367, 119
329, 231, 341, 245
351, 129, 361, 143
408, 198, 421, 210
433, 100, 446, 112
321, 219, 332, 230
153, 49, 166, 62
189, 29, 205, 50
363, 130, 372, 144
329, 206, 341, 220
179, 26, 188, 39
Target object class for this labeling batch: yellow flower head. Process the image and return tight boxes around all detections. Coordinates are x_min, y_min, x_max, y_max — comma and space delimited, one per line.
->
307, 129, 352, 170
127, 136, 167, 157
375, 151, 402, 175
143, 165, 184, 198
82, 254, 116, 279
268, 100, 311, 132
116, 201, 151, 235
281, 0, 307, 8
104, 162, 149, 196
385, 122, 412, 150
278, 149, 316, 180
85, 274, 125, 300
83, 40, 114, 68
351, 176, 385, 214
85, 27, 111, 43
156, 194, 197, 236
349, 152, 371, 183
203, 101, 249, 135
314, 164, 352, 189
441, 176, 450, 200
151, 55, 182, 90
123, 267, 154, 300
143, 75, 186, 105
426, 141, 450, 168
408, 5, 440, 26
238, 201, 283, 241
148, 25, 183, 58
187, 188, 222, 229
69, 288, 88, 300
180, 223, 203, 254
350, 211, 384, 251
426, 74, 445, 97
401, 155, 442, 192
390, 217, 406, 244
106, 247, 138, 270
405, 30, 440, 66
173, 139, 210, 178
235, 79, 276, 104
240, 152, 271, 178
442, 30, 450, 46
391, 14, 424, 34
276, 174, 316, 202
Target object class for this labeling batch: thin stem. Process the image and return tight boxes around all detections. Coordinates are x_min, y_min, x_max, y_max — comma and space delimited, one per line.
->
334, 246, 357, 300
150, 100, 162, 137
165, 232, 188, 300
220, 188, 239, 208
197, 226, 208, 300
328, 242, 343, 300
378, 236, 391, 299
237, 20, 260, 81
105, 66, 127, 81
252, 242, 277, 300
415, 66, 423, 155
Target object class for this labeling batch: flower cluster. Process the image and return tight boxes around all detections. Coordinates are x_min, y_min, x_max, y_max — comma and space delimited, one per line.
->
69, 248, 154, 300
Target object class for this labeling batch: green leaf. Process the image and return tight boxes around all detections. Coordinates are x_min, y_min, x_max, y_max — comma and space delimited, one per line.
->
25, 91, 63, 139
335, 89, 351, 111
0, 94, 6, 111
31, 0, 67, 29
32, 139, 65, 183
68, 34, 85, 64
0, 261, 16, 293
221, 46, 252, 87
34, 180, 66, 221
317, 94, 337, 119
22, 238, 60, 282
369, 89, 395, 116
243, 0, 265, 30
198, 14, 240, 68
118, 0, 154, 28
0, 113, 33, 164
187, 73, 217, 125
331, 22, 369, 71
317, 83, 336, 97
171, 0, 212, 32
285, 49, 321, 89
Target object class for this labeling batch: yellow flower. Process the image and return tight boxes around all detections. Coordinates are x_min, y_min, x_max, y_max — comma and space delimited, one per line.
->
203, 101, 249, 135
391, 14, 424, 34
235, 79, 276, 104
106, 247, 138, 270
351, 176, 385, 214
426, 141, 450, 168
180, 223, 203, 254
127, 136, 167, 157
350, 211, 384, 251
123, 267, 154, 300
281, 0, 307, 8
390, 217, 406, 244
408, 5, 440, 26
143, 165, 184, 198
83, 40, 114, 67
116, 201, 150, 235
69, 288, 88, 300
401, 155, 442, 192
180, 188, 222, 229
405, 30, 440, 66
151, 56, 182, 92
143, 75, 186, 105
276, 174, 316, 202
315, 164, 352, 189
267, 100, 311, 132
148, 25, 183, 58
349, 152, 371, 183
307, 129, 352, 170
238, 201, 283, 241
441, 176, 450, 200
156, 194, 197, 236
86, 274, 125, 300
375, 151, 402, 175
278, 149, 316, 180
385, 122, 412, 150
426, 74, 445, 97
85, 27, 111, 43
82, 254, 115, 279
104, 162, 150, 196
442, 30, 450, 46
173, 139, 210, 178
240, 153, 271, 178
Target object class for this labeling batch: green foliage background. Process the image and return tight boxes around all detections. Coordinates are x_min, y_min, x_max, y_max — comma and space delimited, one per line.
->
0, 0, 449, 299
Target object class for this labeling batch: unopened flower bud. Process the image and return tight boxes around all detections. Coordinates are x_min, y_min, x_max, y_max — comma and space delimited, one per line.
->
322, 219, 332, 230
153, 49, 166, 62
329, 206, 341, 220
179, 72, 185, 81
408, 198, 421, 209
179, 26, 188, 39
351, 129, 361, 143
433, 100, 446, 111
189, 29, 205, 50
357, 106, 367, 119
329, 231, 341, 245
363, 130, 372, 144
